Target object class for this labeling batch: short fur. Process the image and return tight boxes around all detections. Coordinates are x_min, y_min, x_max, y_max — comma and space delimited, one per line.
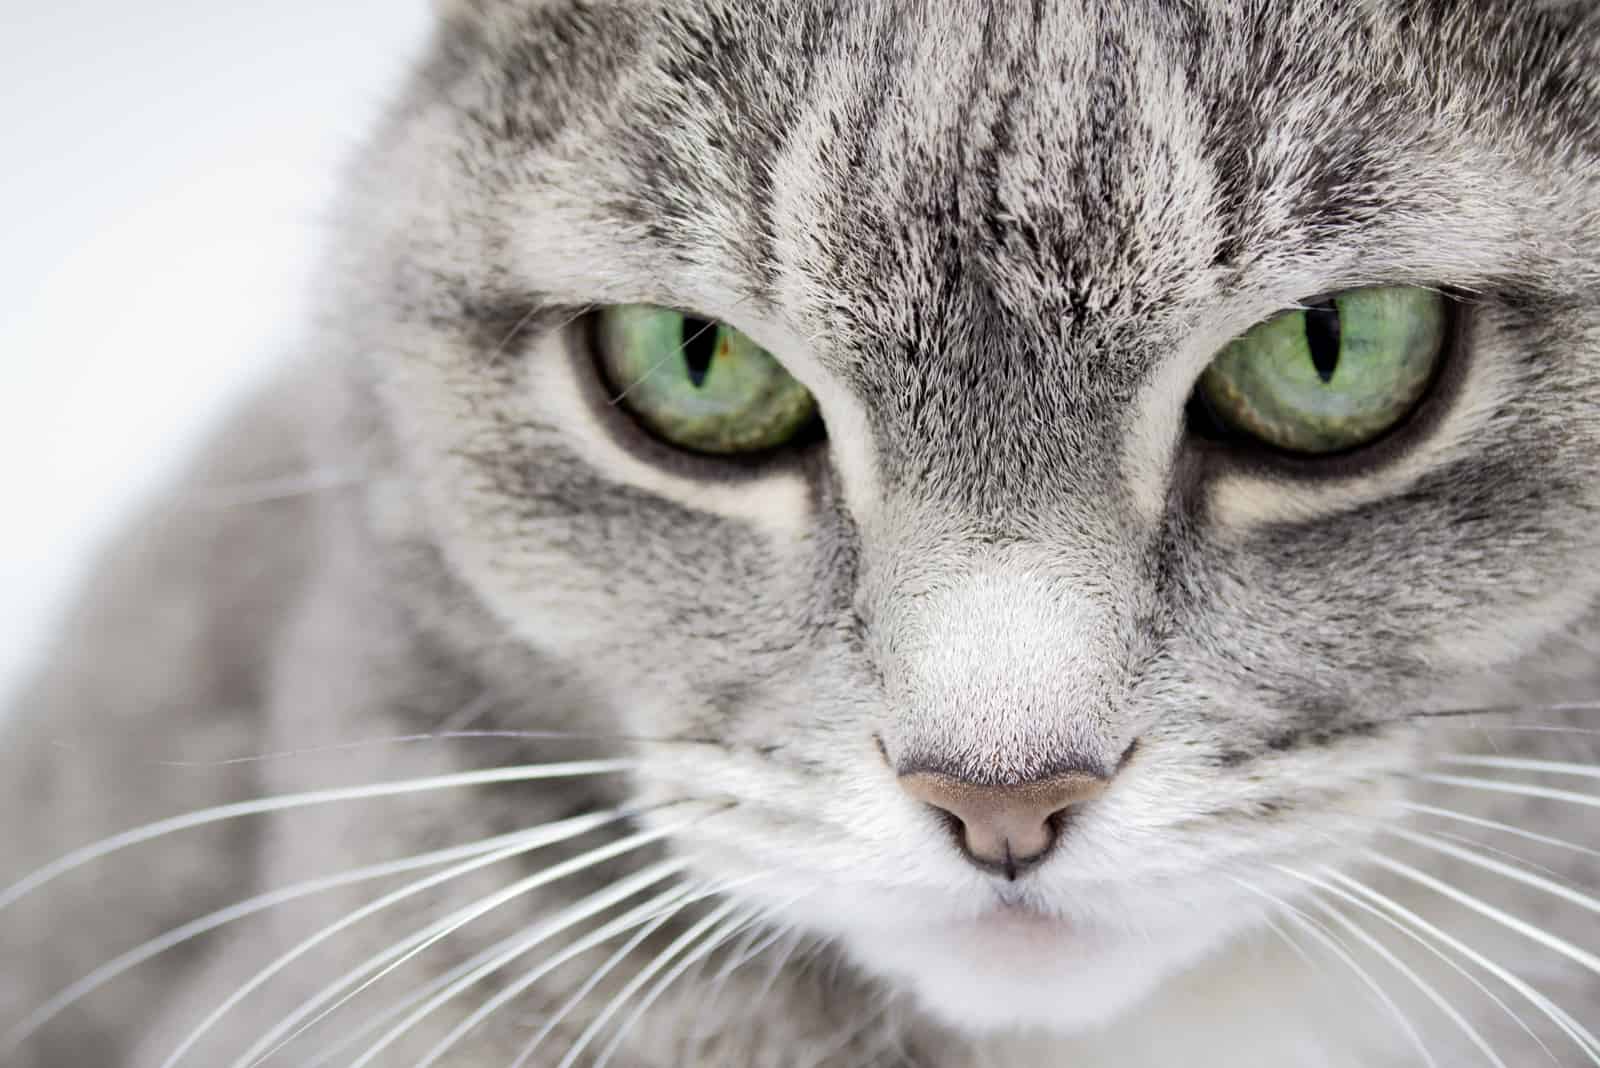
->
5, 1, 1600, 1064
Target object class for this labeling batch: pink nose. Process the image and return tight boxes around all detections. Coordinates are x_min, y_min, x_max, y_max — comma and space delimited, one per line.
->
899, 769, 1111, 878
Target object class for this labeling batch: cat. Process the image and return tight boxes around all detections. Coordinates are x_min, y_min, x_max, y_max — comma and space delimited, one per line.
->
4, 0, 1600, 1064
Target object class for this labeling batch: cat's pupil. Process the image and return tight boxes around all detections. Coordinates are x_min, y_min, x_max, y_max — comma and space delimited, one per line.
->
681, 316, 718, 388
1304, 299, 1341, 383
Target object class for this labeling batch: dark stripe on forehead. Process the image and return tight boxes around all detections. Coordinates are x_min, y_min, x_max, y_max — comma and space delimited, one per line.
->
656, 4, 854, 304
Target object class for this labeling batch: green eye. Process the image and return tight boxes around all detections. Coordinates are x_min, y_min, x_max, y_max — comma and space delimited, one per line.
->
593, 305, 819, 456
1198, 286, 1450, 455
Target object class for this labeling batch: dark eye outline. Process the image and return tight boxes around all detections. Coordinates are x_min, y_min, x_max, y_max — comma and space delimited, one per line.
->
570, 307, 829, 481
1184, 289, 1471, 480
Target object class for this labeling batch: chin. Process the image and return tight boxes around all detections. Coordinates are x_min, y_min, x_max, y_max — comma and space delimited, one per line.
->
794, 885, 1240, 1035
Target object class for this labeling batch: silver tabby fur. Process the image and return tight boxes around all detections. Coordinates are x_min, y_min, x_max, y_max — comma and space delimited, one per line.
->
5, 1, 1600, 1064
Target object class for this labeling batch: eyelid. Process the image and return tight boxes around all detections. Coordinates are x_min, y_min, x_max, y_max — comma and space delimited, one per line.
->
1184, 292, 1472, 485
578, 308, 829, 476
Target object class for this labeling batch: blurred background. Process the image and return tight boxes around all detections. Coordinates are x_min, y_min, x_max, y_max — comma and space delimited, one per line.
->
1, 1, 432, 700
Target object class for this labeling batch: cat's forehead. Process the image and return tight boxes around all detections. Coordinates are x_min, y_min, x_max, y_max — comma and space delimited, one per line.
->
477, 0, 1592, 317
430, 0, 1597, 500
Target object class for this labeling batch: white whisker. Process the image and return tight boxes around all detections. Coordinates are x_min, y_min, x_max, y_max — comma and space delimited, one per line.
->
1416, 701, 1600, 720
0, 759, 636, 912
747, 925, 806, 1016
1328, 866, 1600, 1061
189, 468, 366, 509
1437, 755, 1600, 781
795, 993, 895, 1068
148, 731, 669, 768
1417, 773, 1600, 809
506, 886, 704, 1068
393, 867, 707, 1068
588, 902, 767, 1068
1231, 876, 1438, 1068
167, 808, 629, 1068
1385, 826, 1600, 911
683, 912, 801, 1051
708, 922, 774, 986
0, 824, 563, 1054
1280, 865, 1562, 1067
1364, 849, 1600, 976
228, 810, 709, 1068
1398, 802, 1600, 862
1433, 723, 1600, 739
1425, 830, 1589, 894
1260, 910, 1323, 975
1300, 892, 1506, 1067
555, 897, 750, 1068
300, 928, 541, 1068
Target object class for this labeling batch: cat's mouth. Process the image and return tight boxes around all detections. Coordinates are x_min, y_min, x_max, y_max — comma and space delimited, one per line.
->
971, 901, 1078, 942
982, 888, 1070, 927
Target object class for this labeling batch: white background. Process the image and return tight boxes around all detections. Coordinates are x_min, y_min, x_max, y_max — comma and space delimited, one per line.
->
0, 1, 433, 697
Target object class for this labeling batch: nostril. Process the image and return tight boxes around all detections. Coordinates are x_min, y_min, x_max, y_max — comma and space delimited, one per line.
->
897, 763, 1115, 879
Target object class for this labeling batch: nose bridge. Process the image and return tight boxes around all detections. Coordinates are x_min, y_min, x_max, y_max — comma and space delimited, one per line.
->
869, 537, 1135, 786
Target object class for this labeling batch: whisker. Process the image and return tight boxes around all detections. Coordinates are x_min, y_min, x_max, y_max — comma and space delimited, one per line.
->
746, 925, 806, 1017
1279, 865, 1563, 1067
793, 991, 896, 1068
301, 878, 692, 1068
506, 885, 708, 1068
1425, 830, 1590, 894
1406, 701, 1600, 720
399, 871, 713, 1068
0, 758, 636, 912
164, 807, 633, 1068
1416, 774, 1600, 809
228, 807, 712, 1068
595, 895, 806, 1068
1327, 866, 1600, 1061
1259, 911, 1323, 974
587, 902, 768, 1068
1398, 802, 1600, 862
1300, 892, 1506, 1067
147, 731, 720, 768
300, 927, 548, 1068
707, 921, 773, 986
487, 304, 568, 366
0, 823, 569, 1054
1363, 850, 1600, 977
1436, 755, 1600, 781
187, 468, 366, 510
1230, 875, 1438, 1068
1383, 828, 1600, 917
609, 316, 722, 405
555, 897, 751, 1068
684, 912, 801, 1050
1429, 724, 1600, 739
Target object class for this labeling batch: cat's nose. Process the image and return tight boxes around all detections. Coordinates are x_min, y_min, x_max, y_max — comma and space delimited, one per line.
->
898, 766, 1112, 879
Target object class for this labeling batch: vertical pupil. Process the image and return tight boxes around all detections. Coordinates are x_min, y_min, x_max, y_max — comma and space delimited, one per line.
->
681, 316, 718, 388
1304, 299, 1341, 383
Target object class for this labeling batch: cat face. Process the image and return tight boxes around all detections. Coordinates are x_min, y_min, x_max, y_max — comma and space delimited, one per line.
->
349, 0, 1600, 1033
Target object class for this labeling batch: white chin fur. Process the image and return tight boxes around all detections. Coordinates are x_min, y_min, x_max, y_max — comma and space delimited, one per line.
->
802, 893, 1232, 1034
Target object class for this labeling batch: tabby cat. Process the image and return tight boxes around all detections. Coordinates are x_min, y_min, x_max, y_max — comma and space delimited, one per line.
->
4, 1, 1600, 1065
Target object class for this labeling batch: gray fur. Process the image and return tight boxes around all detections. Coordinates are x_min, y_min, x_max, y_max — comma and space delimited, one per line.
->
5, 0, 1600, 1064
